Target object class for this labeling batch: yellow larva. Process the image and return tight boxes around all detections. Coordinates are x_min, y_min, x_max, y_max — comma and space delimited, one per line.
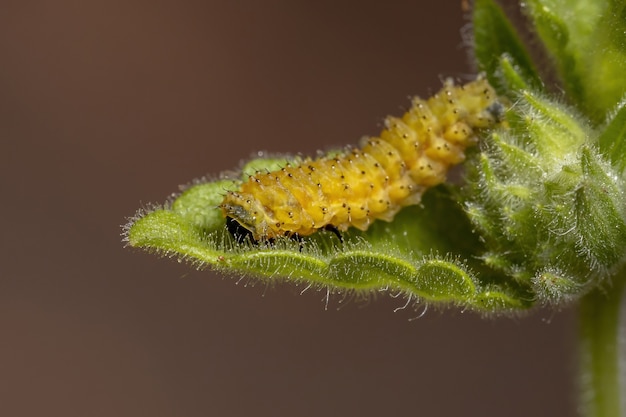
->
221, 77, 503, 241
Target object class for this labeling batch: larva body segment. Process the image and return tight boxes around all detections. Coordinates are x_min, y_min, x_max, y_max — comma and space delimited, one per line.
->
221, 78, 502, 240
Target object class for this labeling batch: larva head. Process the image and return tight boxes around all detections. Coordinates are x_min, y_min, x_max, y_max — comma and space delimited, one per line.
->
220, 191, 271, 241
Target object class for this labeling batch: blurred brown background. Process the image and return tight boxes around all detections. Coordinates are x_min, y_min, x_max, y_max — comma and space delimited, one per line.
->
1, 1, 576, 416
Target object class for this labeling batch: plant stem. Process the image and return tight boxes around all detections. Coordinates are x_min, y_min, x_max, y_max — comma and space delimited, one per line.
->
579, 269, 626, 417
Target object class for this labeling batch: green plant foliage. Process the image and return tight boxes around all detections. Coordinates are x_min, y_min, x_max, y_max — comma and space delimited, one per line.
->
526, 0, 626, 122
472, 0, 541, 95
127, 178, 530, 312
463, 87, 626, 305
124, 2, 626, 414
597, 99, 626, 173
125, 0, 626, 317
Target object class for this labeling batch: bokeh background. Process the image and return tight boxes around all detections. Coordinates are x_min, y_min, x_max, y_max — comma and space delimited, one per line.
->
1, 1, 577, 416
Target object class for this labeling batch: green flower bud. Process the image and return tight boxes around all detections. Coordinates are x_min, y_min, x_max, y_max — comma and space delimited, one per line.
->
464, 88, 626, 301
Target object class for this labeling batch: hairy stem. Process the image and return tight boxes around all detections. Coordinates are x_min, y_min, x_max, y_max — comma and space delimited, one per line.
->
579, 269, 626, 417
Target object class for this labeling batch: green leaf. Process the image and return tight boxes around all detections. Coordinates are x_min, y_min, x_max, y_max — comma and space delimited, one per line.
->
127, 210, 219, 264
240, 156, 295, 177
472, 0, 541, 95
527, 0, 626, 121
579, 1, 626, 120
520, 89, 588, 161
597, 97, 626, 173
497, 55, 535, 93
575, 148, 626, 271
125, 181, 532, 313
173, 180, 239, 231
526, 0, 582, 100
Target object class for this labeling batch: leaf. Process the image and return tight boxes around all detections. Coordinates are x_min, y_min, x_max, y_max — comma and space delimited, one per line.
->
472, 0, 541, 95
125, 180, 531, 313
173, 180, 239, 230
520, 89, 588, 161
498, 55, 534, 93
576, 148, 626, 270
527, 0, 626, 121
597, 97, 626, 173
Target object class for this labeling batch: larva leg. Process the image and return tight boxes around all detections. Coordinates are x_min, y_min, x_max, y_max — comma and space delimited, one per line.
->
226, 216, 256, 244
323, 224, 344, 243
